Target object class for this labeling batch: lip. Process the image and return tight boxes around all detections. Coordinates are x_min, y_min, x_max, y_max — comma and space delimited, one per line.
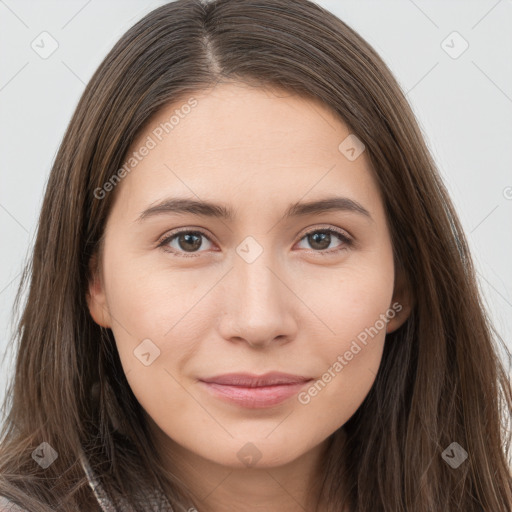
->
198, 372, 313, 409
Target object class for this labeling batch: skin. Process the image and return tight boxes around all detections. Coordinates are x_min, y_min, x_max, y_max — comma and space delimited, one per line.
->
87, 82, 411, 512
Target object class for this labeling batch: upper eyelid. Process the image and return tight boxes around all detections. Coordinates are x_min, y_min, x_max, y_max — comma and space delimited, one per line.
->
157, 226, 215, 245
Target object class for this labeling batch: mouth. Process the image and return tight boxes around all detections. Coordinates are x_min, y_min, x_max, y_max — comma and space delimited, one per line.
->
198, 372, 314, 409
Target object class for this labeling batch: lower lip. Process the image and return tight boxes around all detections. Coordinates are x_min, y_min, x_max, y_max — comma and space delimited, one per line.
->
199, 381, 311, 408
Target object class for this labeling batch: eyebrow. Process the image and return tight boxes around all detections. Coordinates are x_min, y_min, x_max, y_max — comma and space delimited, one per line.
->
136, 196, 372, 223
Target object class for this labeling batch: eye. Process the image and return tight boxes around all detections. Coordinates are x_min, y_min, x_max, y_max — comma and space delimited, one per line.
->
157, 229, 215, 257
157, 226, 353, 257
295, 227, 352, 255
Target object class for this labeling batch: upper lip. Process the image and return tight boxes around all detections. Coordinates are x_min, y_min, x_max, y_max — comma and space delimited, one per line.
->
199, 372, 313, 387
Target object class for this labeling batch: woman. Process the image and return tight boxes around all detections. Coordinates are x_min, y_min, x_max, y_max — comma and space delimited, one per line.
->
0, 0, 510, 510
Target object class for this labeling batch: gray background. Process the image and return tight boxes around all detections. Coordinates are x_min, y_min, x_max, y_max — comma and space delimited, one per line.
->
1, 0, 511, 411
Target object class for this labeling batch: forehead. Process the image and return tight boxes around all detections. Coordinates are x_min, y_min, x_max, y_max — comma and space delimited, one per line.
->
112, 82, 380, 219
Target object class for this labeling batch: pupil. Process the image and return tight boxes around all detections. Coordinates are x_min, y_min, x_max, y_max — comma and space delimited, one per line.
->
309, 231, 330, 250
179, 233, 202, 252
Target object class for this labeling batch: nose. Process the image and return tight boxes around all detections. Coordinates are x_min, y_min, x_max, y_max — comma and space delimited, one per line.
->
217, 247, 298, 349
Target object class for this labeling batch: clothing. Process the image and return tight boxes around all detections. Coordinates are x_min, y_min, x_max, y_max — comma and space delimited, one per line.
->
0, 450, 176, 512
78, 448, 120, 511
0, 495, 29, 511
77, 447, 175, 511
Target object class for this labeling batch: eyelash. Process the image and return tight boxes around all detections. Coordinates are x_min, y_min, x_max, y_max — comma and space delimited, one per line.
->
156, 226, 353, 258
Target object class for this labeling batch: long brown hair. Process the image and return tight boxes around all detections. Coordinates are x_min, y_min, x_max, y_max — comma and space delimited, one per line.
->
1, 0, 511, 510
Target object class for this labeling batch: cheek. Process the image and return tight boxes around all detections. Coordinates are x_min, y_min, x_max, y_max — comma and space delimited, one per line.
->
101, 257, 208, 422
103, 240, 209, 335
301, 250, 395, 350
100, 249, 189, 368
294, 254, 395, 424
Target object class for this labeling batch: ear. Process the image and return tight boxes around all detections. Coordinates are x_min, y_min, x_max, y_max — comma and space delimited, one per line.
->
86, 252, 112, 328
386, 266, 413, 334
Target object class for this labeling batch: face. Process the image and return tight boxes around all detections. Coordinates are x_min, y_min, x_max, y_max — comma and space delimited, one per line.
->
87, 82, 409, 470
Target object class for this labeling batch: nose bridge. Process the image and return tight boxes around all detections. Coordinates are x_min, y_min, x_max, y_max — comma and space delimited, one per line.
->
237, 243, 280, 308
217, 235, 296, 346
